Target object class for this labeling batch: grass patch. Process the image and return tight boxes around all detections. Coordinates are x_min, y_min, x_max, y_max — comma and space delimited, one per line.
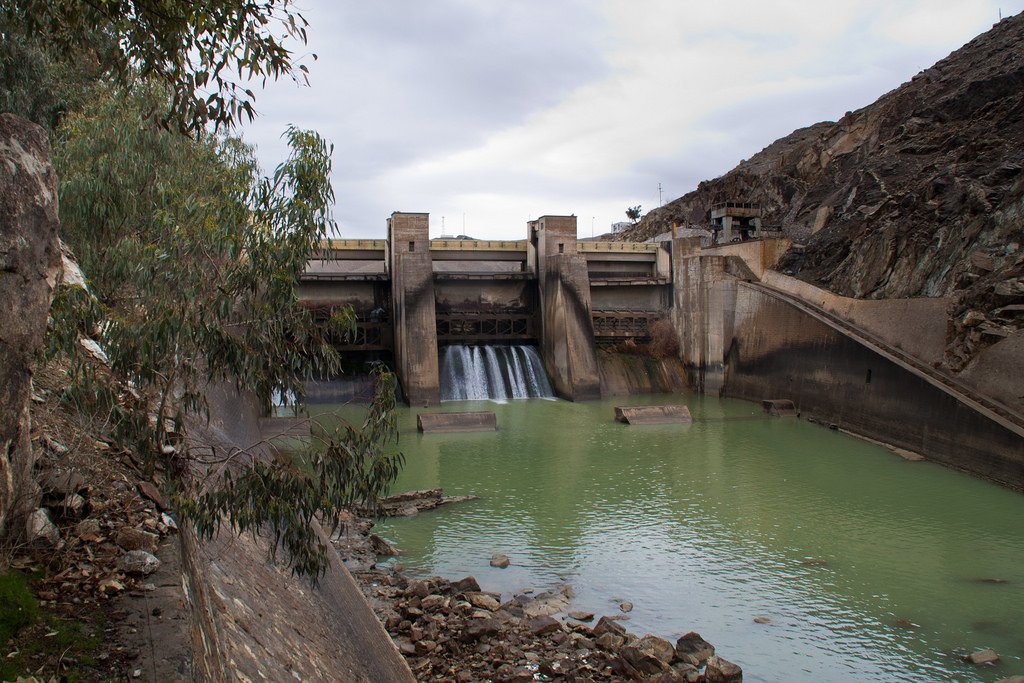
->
0, 571, 38, 643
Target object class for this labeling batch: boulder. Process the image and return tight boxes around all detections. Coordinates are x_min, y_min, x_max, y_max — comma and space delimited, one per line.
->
115, 527, 159, 553
451, 576, 481, 593
675, 631, 715, 666
592, 615, 627, 637
621, 635, 674, 674
118, 550, 161, 576
490, 552, 510, 568
75, 518, 103, 542
527, 615, 562, 636
460, 617, 501, 642
704, 655, 743, 682
136, 481, 169, 510
466, 592, 500, 611
25, 507, 59, 547
966, 648, 1000, 665
595, 632, 626, 652
38, 468, 87, 497
369, 534, 398, 556
0, 114, 61, 537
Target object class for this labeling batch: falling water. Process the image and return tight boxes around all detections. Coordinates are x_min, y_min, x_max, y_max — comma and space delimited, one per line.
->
439, 345, 554, 401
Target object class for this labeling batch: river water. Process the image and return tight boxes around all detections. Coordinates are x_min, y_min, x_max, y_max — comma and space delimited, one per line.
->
313, 394, 1024, 682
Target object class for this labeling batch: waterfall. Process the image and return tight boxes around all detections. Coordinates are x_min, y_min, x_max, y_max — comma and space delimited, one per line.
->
440, 345, 554, 401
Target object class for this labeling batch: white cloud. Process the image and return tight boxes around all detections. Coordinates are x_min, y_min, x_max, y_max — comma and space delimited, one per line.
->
241, 0, 1022, 240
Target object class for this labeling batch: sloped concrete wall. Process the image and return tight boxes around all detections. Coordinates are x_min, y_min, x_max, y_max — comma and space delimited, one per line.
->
760, 270, 949, 365
183, 381, 416, 682
721, 287, 1024, 489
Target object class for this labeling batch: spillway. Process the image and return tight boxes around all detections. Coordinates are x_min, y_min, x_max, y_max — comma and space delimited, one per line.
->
439, 345, 553, 401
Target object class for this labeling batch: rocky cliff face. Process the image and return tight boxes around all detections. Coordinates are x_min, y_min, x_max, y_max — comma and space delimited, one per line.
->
623, 12, 1024, 372
0, 114, 62, 536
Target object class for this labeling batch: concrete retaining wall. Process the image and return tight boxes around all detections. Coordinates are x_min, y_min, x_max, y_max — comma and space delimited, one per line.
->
182, 381, 416, 682
760, 270, 950, 365
721, 287, 1024, 489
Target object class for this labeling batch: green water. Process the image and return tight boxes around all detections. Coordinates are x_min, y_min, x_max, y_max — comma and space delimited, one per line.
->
313, 395, 1024, 683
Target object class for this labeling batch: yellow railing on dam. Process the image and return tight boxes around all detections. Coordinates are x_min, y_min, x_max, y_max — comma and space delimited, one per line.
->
430, 239, 528, 251
320, 239, 388, 250
579, 242, 659, 253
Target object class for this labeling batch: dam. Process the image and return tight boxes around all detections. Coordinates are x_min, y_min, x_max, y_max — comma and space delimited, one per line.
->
299, 212, 1024, 491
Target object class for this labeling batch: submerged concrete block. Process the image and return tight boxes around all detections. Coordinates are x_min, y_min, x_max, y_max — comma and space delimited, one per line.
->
258, 417, 311, 453
614, 405, 692, 425
417, 411, 497, 433
762, 399, 798, 417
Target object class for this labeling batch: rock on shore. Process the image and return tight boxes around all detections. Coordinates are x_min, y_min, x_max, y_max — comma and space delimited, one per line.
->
347, 549, 740, 681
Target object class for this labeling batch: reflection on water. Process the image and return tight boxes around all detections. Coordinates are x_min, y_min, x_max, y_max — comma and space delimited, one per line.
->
312, 395, 1024, 683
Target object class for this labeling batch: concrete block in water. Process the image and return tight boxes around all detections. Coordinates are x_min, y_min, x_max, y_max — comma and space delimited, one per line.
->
762, 399, 798, 417
418, 411, 497, 433
258, 417, 311, 453
614, 405, 692, 425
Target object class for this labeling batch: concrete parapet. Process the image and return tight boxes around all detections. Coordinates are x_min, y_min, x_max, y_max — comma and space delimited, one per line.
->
760, 269, 949, 365
762, 399, 799, 417
702, 238, 791, 278
614, 405, 693, 424
417, 411, 497, 433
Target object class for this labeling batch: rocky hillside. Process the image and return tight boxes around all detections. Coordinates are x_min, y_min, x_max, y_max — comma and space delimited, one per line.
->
623, 12, 1024, 372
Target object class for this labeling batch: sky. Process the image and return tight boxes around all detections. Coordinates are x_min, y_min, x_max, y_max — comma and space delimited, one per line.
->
240, 0, 1024, 241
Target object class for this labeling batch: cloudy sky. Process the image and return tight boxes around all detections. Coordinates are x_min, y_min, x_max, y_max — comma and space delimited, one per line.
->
241, 0, 1023, 241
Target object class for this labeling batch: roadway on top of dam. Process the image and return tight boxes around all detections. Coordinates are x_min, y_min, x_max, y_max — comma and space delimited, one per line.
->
302, 238, 668, 282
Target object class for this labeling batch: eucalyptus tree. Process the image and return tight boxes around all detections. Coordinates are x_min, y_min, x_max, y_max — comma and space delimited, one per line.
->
2, 0, 313, 133
49, 84, 404, 580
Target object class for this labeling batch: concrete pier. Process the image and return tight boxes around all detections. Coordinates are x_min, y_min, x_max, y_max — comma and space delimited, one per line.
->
388, 213, 441, 406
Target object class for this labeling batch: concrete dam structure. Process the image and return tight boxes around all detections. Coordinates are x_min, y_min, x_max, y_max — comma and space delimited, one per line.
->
299, 212, 1024, 491
300, 212, 673, 406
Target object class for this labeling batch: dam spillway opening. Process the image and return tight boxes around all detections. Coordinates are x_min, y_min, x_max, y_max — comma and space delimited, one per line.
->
439, 344, 554, 401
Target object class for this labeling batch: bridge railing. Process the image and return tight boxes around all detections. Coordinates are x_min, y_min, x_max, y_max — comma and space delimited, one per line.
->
579, 242, 660, 253
430, 239, 528, 251
318, 238, 388, 251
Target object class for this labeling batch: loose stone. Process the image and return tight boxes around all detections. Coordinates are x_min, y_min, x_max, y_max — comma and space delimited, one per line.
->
490, 552, 510, 568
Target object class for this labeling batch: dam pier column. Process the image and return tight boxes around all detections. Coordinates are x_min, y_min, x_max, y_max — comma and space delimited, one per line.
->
671, 238, 736, 395
388, 212, 441, 406
533, 216, 602, 401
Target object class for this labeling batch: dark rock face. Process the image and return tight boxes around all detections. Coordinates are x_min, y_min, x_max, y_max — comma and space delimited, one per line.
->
624, 13, 1024, 371
0, 114, 61, 537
